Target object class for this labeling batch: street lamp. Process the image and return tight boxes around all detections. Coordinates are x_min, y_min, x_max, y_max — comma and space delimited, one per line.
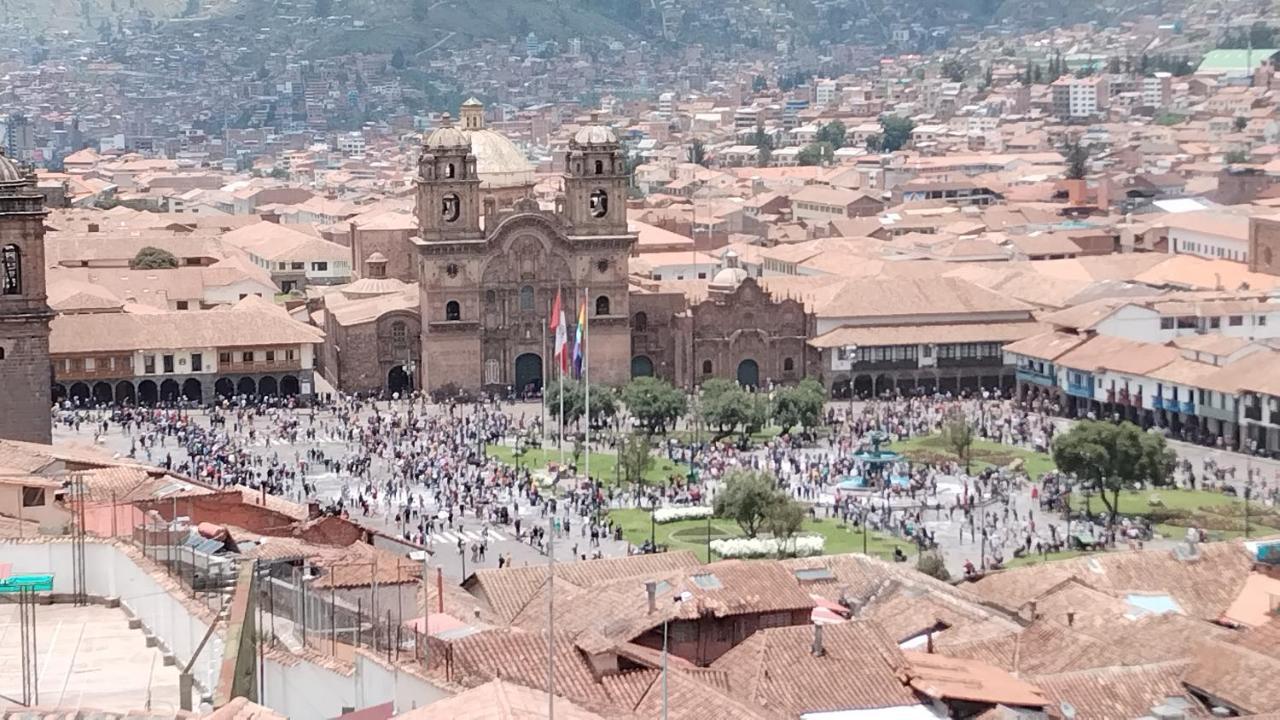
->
844, 345, 859, 413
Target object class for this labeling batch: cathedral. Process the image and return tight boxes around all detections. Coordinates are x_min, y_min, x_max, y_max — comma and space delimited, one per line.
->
412, 112, 635, 393
0, 150, 53, 442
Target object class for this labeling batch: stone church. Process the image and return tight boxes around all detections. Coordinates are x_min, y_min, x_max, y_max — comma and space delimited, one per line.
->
0, 150, 53, 443
412, 114, 635, 393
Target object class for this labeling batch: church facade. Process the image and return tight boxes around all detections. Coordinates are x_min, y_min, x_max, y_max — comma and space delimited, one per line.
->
413, 116, 635, 394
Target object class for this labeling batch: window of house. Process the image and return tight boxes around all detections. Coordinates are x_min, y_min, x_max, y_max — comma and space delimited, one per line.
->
265, 351, 275, 362
242, 351, 254, 363
219, 352, 231, 364
144, 356, 155, 374
22, 487, 45, 507
1258, 315, 1268, 326
1, 244, 20, 295
162, 355, 174, 373
291, 262, 304, 270
446, 300, 461, 321
1229, 316, 1243, 326
84, 357, 95, 371
1210, 317, 1221, 329
286, 349, 296, 361
1160, 318, 1175, 330
176, 300, 189, 310
191, 353, 202, 372
311, 262, 328, 272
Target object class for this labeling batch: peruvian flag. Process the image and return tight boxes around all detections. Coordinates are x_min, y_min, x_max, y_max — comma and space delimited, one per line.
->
551, 289, 568, 375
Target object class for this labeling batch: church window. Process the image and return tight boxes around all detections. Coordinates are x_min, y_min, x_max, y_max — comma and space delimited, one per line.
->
445, 301, 461, 322
442, 193, 461, 223
633, 311, 648, 332
1266, 247, 1275, 267
702, 360, 712, 375
1, 244, 19, 295
595, 160, 604, 175
589, 189, 608, 218
446, 263, 459, 278
485, 289, 496, 304
0, 347, 5, 360
444, 163, 455, 179
595, 295, 611, 316
391, 321, 407, 345
784, 357, 795, 373
520, 285, 535, 311
484, 359, 501, 385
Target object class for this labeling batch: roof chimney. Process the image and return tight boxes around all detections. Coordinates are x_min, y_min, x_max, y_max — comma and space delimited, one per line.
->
1067, 611, 1075, 627
645, 581, 657, 614
812, 624, 826, 657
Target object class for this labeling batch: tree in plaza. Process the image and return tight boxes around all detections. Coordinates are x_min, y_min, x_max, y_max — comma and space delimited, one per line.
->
621, 377, 687, 434
917, 551, 950, 581
771, 379, 825, 436
619, 432, 656, 488
588, 384, 619, 429
713, 469, 778, 538
1052, 421, 1174, 528
545, 381, 585, 427
941, 408, 975, 474
879, 115, 915, 153
700, 378, 755, 441
764, 498, 807, 557
131, 246, 179, 269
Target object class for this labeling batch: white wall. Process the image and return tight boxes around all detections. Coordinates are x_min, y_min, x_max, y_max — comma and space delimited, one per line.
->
1169, 227, 1249, 262
0, 541, 225, 695
261, 649, 448, 718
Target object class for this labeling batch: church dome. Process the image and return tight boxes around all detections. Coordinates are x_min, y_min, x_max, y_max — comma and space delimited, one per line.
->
465, 128, 535, 189
709, 266, 747, 291
423, 114, 470, 152
0, 150, 25, 184
571, 124, 619, 147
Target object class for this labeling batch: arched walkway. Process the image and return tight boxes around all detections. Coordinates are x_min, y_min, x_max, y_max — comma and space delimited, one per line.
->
52, 384, 67, 403
831, 377, 851, 399
215, 378, 235, 398
281, 375, 300, 397
92, 381, 113, 405
115, 381, 135, 405
236, 377, 256, 396
631, 355, 654, 378
388, 365, 413, 395
138, 380, 158, 405
159, 379, 180, 402
69, 382, 90, 403
182, 378, 202, 403
853, 375, 873, 398
514, 353, 543, 395
873, 374, 893, 396
736, 359, 759, 388
259, 376, 278, 397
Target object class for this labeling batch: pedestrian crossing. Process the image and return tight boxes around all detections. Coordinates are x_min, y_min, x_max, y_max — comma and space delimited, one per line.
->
428, 528, 508, 545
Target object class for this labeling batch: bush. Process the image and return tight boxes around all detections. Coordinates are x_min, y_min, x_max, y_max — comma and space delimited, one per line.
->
652, 506, 713, 524
917, 552, 950, 581
711, 535, 824, 558
131, 246, 179, 269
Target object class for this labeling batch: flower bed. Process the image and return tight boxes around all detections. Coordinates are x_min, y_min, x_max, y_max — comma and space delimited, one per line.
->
652, 506, 713, 524
710, 535, 825, 558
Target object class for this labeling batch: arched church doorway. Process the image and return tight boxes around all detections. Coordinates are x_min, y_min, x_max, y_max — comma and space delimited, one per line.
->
737, 359, 760, 388
388, 365, 413, 395
514, 353, 543, 397
631, 355, 654, 378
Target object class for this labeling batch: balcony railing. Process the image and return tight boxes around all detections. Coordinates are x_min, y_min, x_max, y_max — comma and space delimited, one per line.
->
849, 359, 919, 371
935, 357, 1003, 368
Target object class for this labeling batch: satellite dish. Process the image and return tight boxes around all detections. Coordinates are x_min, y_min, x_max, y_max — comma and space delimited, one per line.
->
1060, 702, 1077, 719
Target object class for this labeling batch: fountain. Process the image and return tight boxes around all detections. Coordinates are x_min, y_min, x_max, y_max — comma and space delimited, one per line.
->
844, 430, 907, 490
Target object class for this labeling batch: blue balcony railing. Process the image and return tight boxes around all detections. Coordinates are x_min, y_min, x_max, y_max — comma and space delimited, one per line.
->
1016, 366, 1056, 387
1180, 401, 1195, 415
1152, 397, 1164, 410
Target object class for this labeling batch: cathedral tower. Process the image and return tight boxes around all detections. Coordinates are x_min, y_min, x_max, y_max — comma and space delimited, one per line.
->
561, 117, 629, 237
0, 150, 52, 443
415, 114, 483, 242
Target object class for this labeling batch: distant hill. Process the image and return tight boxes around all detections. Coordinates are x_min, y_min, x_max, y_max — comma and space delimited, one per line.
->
0, 0, 189, 35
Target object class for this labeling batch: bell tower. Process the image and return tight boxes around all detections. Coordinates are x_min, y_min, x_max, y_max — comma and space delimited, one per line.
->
0, 150, 52, 443
415, 114, 482, 241
561, 117, 629, 236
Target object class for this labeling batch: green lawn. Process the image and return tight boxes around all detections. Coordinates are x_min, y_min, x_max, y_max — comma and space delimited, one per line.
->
608, 508, 905, 561
891, 435, 1057, 478
1003, 549, 1088, 568
486, 444, 689, 486
1067, 488, 1280, 539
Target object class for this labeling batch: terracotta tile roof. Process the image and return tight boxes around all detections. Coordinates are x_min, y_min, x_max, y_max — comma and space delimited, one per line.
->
1000, 331, 1088, 362
967, 541, 1255, 622
629, 667, 778, 720
1221, 573, 1280, 628
1034, 661, 1201, 720
1054, 334, 1182, 376
711, 621, 920, 715
438, 629, 615, 711
205, 697, 288, 720
463, 551, 703, 622
390, 679, 606, 720
901, 650, 1048, 708
1185, 639, 1280, 715
0, 438, 141, 474
0, 512, 42, 538
50, 307, 323, 354
811, 277, 1033, 319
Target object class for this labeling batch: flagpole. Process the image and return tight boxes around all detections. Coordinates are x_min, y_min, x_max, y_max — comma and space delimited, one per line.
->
558, 283, 565, 469
542, 301, 548, 438
584, 288, 591, 488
